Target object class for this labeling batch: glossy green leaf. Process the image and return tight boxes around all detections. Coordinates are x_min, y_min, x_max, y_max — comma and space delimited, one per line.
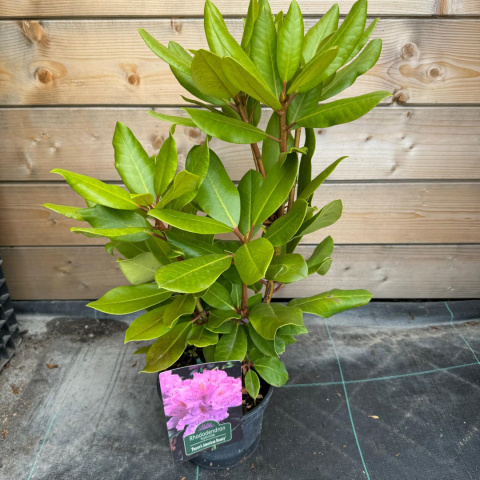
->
286, 85, 324, 126
51, 169, 138, 210
163, 294, 196, 327
187, 324, 219, 347
238, 169, 264, 235
154, 126, 178, 197
249, 303, 304, 340
79, 204, 149, 229
155, 254, 232, 293
201, 283, 235, 311
124, 305, 169, 342
185, 142, 210, 184
295, 199, 342, 237
146, 235, 182, 261
277, 0, 304, 82
230, 283, 242, 309
157, 170, 200, 208
71, 227, 152, 242
43, 203, 85, 221
278, 324, 308, 335
111, 241, 149, 259
235, 238, 274, 285
297, 128, 315, 205
248, 348, 289, 386
265, 199, 307, 246
165, 230, 223, 259
307, 236, 334, 274
247, 292, 263, 309
241, 0, 259, 50
265, 253, 308, 283
148, 111, 197, 128
215, 324, 247, 361
206, 310, 241, 332
347, 18, 379, 63
248, 324, 279, 357
149, 209, 232, 234
317, 257, 332, 275
245, 369, 260, 399
289, 288, 372, 318
130, 193, 154, 207
195, 150, 241, 228
185, 108, 267, 145
118, 252, 165, 285
87, 284, 172, 314
142, 320, 192, 372
303, 4, 339, 62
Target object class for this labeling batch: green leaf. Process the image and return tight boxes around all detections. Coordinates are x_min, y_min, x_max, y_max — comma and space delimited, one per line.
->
303, 4, 339, 62
146, 235, 182, 261
248, 324, 278, 357
79, 204, 149, 230
235, 238, 274, 285
215, 324, 247, 361
154, 126, 178, 197
206, 310, 241, 332
165, 230, 223, 259
278, 324, 308, 335
185, 108, 267, 145
245, 369, 260, 398
238, 169, 264, 235
87, 284, 172, 315
51, 169, 138, 210
251, 156, 298, 228
277, 0, 304, 82
265, 253, 308, 283
249, 303, 303, 340
249, 348, 289, 386
241, 0, 259, 50
118, 252, 165, 285
265, 199, 307, 247
157, 170, 200, 209
71, 227, 152, 242
297, 128, 315, 205
317, 257, 332, 276
286, 85, 324, 126
187, 324, 218, 347
347, 18, 379, 63
139, 28, 191, 74
111, 241, 149, 259
130, 193, 154, 207
113, 122, 155, 196
149, 209, 232, 234
163, 294, 196, 327
43, 203, 85, 221
289, 288, 372, 318
134, 345, 151, 355
295, 199, 343, 237
247, 292, 263, 309
230, 283, 242, 309
148, 111, 197, 128
142, 320, 192, 372
201, 283, 235, 311
307, 236, 334, 274
124, 305, 169, 342
195, 150, 241, 228
155, 254, 232, 293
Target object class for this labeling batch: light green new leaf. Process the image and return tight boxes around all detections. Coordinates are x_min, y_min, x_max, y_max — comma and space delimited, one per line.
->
149, 209, 232, 234
295, 199, 343, 237
142, 320, 192, 372
87, 284, 172, 314
289, 288, 372, 318
134, 345, 151, 355
113, 122, 155, 196
249, 348, 289, 386
265, 199, 307, 246
303, 4, 339, 62
241, 0, 259, 50
265, 253, 308, 283
297, 128, 315, 205
157, 170, 200, 208
187, 324, 218, 348
79, 204, 150, 230
71, 227, 152, 242
296, 91, 392, 128
215, 324, 247, 361
43, 204, 85, 221
238, 169, 264, 235
307, 236, 334, 274
317, 257, 332, 275
286, 85, 323, 126
130, 193, 154, 207
195, 150, 241, 228
154, 125, 178, 197
347, 18, 379, 63
201, 283, 235, 311
249, 303, 304, 340
245, 369, 260, 398
235, 238, 274, 285
124, 305, 169, 342
155, 254, 232, 293
163, 294, 196, 327
185, 108, 267, 145
51, 169, 138, 210
206, 310, 241, 333
277, 0, 304, 82
148, 111, 197, 128
118, 252, 165, 285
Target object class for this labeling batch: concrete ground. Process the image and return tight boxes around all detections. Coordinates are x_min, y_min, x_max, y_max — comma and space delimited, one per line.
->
1, 301, 479, 480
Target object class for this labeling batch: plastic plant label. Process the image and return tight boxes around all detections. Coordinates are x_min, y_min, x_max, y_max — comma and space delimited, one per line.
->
159, 360, 243, 464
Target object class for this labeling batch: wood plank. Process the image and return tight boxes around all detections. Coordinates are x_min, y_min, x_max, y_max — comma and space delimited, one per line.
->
1, 1, 479, 17
1, 183, 479, 246
2, 245, 478, 300
1, 19, 479, 105
2, 106, 479, 182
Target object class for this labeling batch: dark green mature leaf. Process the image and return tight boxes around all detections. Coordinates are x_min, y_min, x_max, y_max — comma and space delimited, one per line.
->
109, 240, 149, 259
277, 0, 304, 82
155, 254, 232, 293
248, 324, 283, 357
286, 85, 324, 126
303, 4, 339, 62
185, 109, 267, 145
51, 169, 138, 210
148, 209, 232, 234
163, 294, 196, 327
248, 348, 289, 386
165, 230, 223, 259
113, 122, 155, 196
265, 253, 308, 283
249, 303, 304, 340
157, 170, 199, 208
142, 320, 192, 372
196, 150, 241, 228
347, 18, 379, 63
43, 204, 85, 221
297, 128, 315, 205
148, 111, 197, 128
296, 91, 391, 128
241, 0, 259, 50
80, 204, 149, 230
201, 283, 235, 311
320, 39, 382, 101
289, 288, 372, 317
295, 199, 343, 237
215, 324, 247, 361
187, 324, 218, 347
124, 305, 169, 342
235, 238, 274, 285
87, 284, 172, 314
154, 125, 178, 197
265, 199, 307, 246
250, 3, 282, 99
245, 369, 260, 398
146, 235, 182, 261
238, 169, 264, 235
118, 252, 165, 285
71, 227, 152, 242
262, 112, 281, 173
307, 236, 334, 274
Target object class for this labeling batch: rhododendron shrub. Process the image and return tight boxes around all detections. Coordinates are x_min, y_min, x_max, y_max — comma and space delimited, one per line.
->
46, 0, 386, 400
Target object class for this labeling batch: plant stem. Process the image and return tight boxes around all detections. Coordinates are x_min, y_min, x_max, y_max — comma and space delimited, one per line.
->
195, 298, 208, 323
241, 283, 248, 316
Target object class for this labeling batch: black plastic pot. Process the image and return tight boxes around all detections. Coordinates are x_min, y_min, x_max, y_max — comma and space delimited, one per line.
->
156, 377, 273, 470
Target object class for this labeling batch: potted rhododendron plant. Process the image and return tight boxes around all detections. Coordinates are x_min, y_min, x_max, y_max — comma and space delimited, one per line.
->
45, 0, 389, 469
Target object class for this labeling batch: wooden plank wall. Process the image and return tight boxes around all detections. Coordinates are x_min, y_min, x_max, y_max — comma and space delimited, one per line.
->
0, 1, 479, 300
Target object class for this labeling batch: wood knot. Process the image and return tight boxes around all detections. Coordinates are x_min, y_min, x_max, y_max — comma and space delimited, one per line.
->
401, 42, 419, 61
19, 20, 49, 46
36, 67, 54, 85
392, 89, 409, 105
127, 72, 140, 86
188, 128, 200, 139
427, 64, 445, 81
171, 19, 183, 33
